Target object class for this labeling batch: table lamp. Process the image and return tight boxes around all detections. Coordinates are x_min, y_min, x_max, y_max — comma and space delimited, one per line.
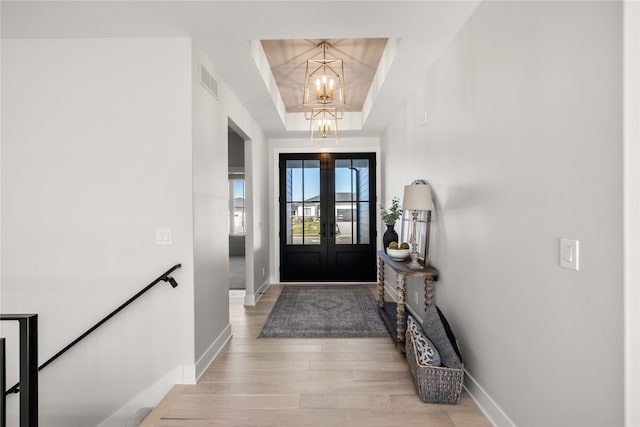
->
402, 182, 433, 269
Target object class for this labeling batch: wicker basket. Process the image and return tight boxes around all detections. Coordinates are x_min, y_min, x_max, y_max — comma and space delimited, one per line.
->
405, 329, 464, 405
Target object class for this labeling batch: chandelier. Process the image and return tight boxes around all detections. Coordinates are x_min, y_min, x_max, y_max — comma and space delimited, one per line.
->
309, 107, 338, 146
303, 42, 345, 118
303, 42, 345, 144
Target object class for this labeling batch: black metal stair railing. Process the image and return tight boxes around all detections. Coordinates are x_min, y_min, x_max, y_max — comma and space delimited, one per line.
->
0, 338, 4, 425
0, 315, 38, 427
0, 263, 181, 427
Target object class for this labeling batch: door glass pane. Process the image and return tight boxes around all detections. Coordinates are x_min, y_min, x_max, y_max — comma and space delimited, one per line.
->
335, 159, 370, 245
334, 202, 352, 244
286, 202, 296, 244
358, 202, 370, 244
285, 160, 302, 202
303, 201, 321, 244
229, 179, 245, 236
285, 159, 320, 245
352, 159, 370, 201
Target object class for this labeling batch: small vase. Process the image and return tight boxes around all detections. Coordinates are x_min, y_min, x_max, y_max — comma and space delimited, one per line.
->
383, 224, 399, 250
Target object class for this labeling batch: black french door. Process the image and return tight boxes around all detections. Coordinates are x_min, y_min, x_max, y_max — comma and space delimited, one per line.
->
279, 153, 377, 282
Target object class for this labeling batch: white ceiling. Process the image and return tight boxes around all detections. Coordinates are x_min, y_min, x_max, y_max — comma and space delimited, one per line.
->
1, 1, 481, 139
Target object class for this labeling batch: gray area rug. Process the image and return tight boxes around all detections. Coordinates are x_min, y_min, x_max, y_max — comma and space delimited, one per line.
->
258, 285, 390, 338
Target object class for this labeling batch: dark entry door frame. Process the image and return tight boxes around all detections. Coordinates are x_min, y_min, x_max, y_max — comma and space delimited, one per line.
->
278, 152, 378, 282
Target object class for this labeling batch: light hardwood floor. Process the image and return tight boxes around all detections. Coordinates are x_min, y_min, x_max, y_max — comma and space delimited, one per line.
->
142, 285, 492, 427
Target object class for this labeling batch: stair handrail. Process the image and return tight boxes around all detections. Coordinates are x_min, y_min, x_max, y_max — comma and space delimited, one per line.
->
4, 263, 181, 396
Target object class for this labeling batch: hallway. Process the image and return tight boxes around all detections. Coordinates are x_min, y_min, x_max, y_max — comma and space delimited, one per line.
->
142, 286, 491, 426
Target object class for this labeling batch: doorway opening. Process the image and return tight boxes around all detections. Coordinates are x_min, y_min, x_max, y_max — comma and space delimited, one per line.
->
228, 126, 246, 290
279, 152, 377, 282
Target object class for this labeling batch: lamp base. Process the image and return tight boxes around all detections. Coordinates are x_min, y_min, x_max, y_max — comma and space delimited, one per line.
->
407, 252, 423, 270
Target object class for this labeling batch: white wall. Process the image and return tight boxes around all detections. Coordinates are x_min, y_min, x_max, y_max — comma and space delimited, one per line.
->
0, 37, 272, 427
381, 2, 623, 426
1, 38, 195, 426
194, 48, 269, 308
190, 42, 268, 369
244, 125, 270, 305
191, 46, 232, 379
623, 2, 640, 425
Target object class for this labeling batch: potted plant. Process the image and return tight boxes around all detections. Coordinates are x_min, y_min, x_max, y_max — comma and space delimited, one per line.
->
380, 197, 403, 249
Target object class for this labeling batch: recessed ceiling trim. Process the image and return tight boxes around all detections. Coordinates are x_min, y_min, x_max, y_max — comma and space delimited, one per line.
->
249, 39, 287, 129
361, 37, 402, 126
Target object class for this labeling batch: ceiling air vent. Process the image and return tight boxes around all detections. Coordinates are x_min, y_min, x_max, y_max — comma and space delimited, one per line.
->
199, 63, 218, 99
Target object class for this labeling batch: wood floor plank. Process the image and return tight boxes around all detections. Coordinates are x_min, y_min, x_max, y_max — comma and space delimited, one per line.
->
225, 343, 324, 353
352, 369, 414, 382
139, 385, 184, 427
155, 408, 457, 427
215, 350, 403, 362
199, 369, 354, 383
309, 360, 409, 372
181, 381, 418, 396
208, 359, 310, 371
321, 342, 394, 353
164, 394, 300, 414
299, 393, 392, 410
445, 410, 495, 427
146, 285, 491, 427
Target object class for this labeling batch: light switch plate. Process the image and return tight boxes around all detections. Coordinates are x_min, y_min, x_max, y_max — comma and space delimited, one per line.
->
560, 238, 579, 270
156, 229, 172, 245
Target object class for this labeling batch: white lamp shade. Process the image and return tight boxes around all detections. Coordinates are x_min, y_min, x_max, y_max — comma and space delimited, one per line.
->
402, 183, 433, 211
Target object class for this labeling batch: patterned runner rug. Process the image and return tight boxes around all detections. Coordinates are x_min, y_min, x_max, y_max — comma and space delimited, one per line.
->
258, 285, 390, 338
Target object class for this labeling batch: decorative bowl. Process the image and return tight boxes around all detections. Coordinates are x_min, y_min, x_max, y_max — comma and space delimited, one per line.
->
386, 248, 410, 261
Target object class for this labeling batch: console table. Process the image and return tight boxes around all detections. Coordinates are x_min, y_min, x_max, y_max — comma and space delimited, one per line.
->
377, 251, 439, 352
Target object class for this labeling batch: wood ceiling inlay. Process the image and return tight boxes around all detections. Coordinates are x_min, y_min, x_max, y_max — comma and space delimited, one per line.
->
261, 38, 388, 113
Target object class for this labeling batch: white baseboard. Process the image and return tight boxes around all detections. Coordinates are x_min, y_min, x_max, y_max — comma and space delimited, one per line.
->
99, 324, 232, 427
97, 364, 189, 427
245, 279, 270, 306
195, 323, 232, 381
464, 370, 516, 427
385, 280, 512, 426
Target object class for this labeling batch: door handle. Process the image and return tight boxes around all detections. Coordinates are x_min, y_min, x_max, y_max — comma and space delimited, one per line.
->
330, 221, 336, 237
320, 223, 327, 237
